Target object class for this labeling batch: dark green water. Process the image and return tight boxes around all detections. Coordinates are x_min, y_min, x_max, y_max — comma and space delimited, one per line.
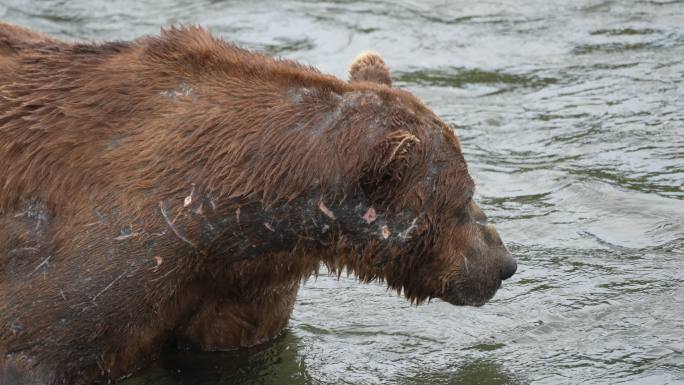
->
2, 0, 683, 384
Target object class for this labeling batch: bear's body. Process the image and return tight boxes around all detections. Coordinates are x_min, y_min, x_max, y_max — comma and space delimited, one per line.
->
0, 24, 515, 384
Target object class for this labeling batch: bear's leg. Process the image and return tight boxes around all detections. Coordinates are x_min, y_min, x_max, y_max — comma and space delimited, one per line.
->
180, 282, 299, 351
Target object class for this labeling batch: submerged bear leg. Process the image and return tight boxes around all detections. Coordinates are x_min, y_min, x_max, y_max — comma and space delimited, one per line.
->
179, 282, 300, 351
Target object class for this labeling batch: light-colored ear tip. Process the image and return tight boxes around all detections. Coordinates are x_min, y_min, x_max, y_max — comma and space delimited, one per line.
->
352, 51, 385, 66
349, 51, 392, 86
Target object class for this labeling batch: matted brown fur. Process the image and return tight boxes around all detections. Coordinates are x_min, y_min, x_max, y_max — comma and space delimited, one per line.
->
0, 24, 515, 384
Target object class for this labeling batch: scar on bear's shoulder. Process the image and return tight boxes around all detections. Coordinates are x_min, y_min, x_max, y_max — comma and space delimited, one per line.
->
348, 51, 392, 87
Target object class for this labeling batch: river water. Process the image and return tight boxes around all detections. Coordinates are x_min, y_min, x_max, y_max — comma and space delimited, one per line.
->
1, 0, 683, 384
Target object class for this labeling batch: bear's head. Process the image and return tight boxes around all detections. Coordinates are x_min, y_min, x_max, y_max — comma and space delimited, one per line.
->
202, 47, 515, 307
311, 51, 517, 306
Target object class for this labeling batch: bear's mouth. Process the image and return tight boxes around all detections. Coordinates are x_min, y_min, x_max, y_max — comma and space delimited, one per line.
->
442, 279, 501, 307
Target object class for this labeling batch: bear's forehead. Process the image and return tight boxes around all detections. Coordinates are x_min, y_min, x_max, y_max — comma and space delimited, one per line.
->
283, 83, 465, 164
284, 85, 439, 127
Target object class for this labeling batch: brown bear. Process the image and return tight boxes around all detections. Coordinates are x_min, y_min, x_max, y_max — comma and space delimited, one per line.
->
0, 24, 516, 384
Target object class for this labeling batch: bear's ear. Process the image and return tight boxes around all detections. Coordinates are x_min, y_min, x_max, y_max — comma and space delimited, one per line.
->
361, 130, 422, 205
349, 51, 392, 87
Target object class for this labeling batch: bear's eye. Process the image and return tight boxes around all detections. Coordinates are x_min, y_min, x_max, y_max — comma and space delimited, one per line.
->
473, 209, 488, 226
453, 200, 472, 225
460, 191, 474, 211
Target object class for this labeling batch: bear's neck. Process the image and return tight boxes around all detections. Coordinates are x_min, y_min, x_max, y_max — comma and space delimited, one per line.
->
140, 188, 420, 268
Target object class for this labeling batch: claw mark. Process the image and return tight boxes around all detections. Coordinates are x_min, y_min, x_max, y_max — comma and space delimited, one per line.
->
236, 207, 241, 223
152, 256, 163, 272
380, 225, 390, 239
151, 266, 178, 282
91, 271, 126, 303
318, 201, 336, 220
9, 247, 39, 255
114, 232, 140, 241
399, 218, 418, 239
362, 207, 377, 224
184, 184, 195, 207
159, 201, 197, 249
28, 255, 51, 277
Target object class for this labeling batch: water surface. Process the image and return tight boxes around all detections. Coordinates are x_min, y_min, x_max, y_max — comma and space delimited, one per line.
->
1, 0, 682, 384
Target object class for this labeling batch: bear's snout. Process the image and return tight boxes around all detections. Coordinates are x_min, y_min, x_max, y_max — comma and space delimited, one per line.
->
500, 251, 517, 280
481, 222, 516, 280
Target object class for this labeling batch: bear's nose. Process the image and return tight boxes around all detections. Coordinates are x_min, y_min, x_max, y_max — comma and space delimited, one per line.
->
500, 254, 517, 280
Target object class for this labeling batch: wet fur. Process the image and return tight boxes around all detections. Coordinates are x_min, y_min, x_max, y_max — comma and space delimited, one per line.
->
0, 24, 508, 384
